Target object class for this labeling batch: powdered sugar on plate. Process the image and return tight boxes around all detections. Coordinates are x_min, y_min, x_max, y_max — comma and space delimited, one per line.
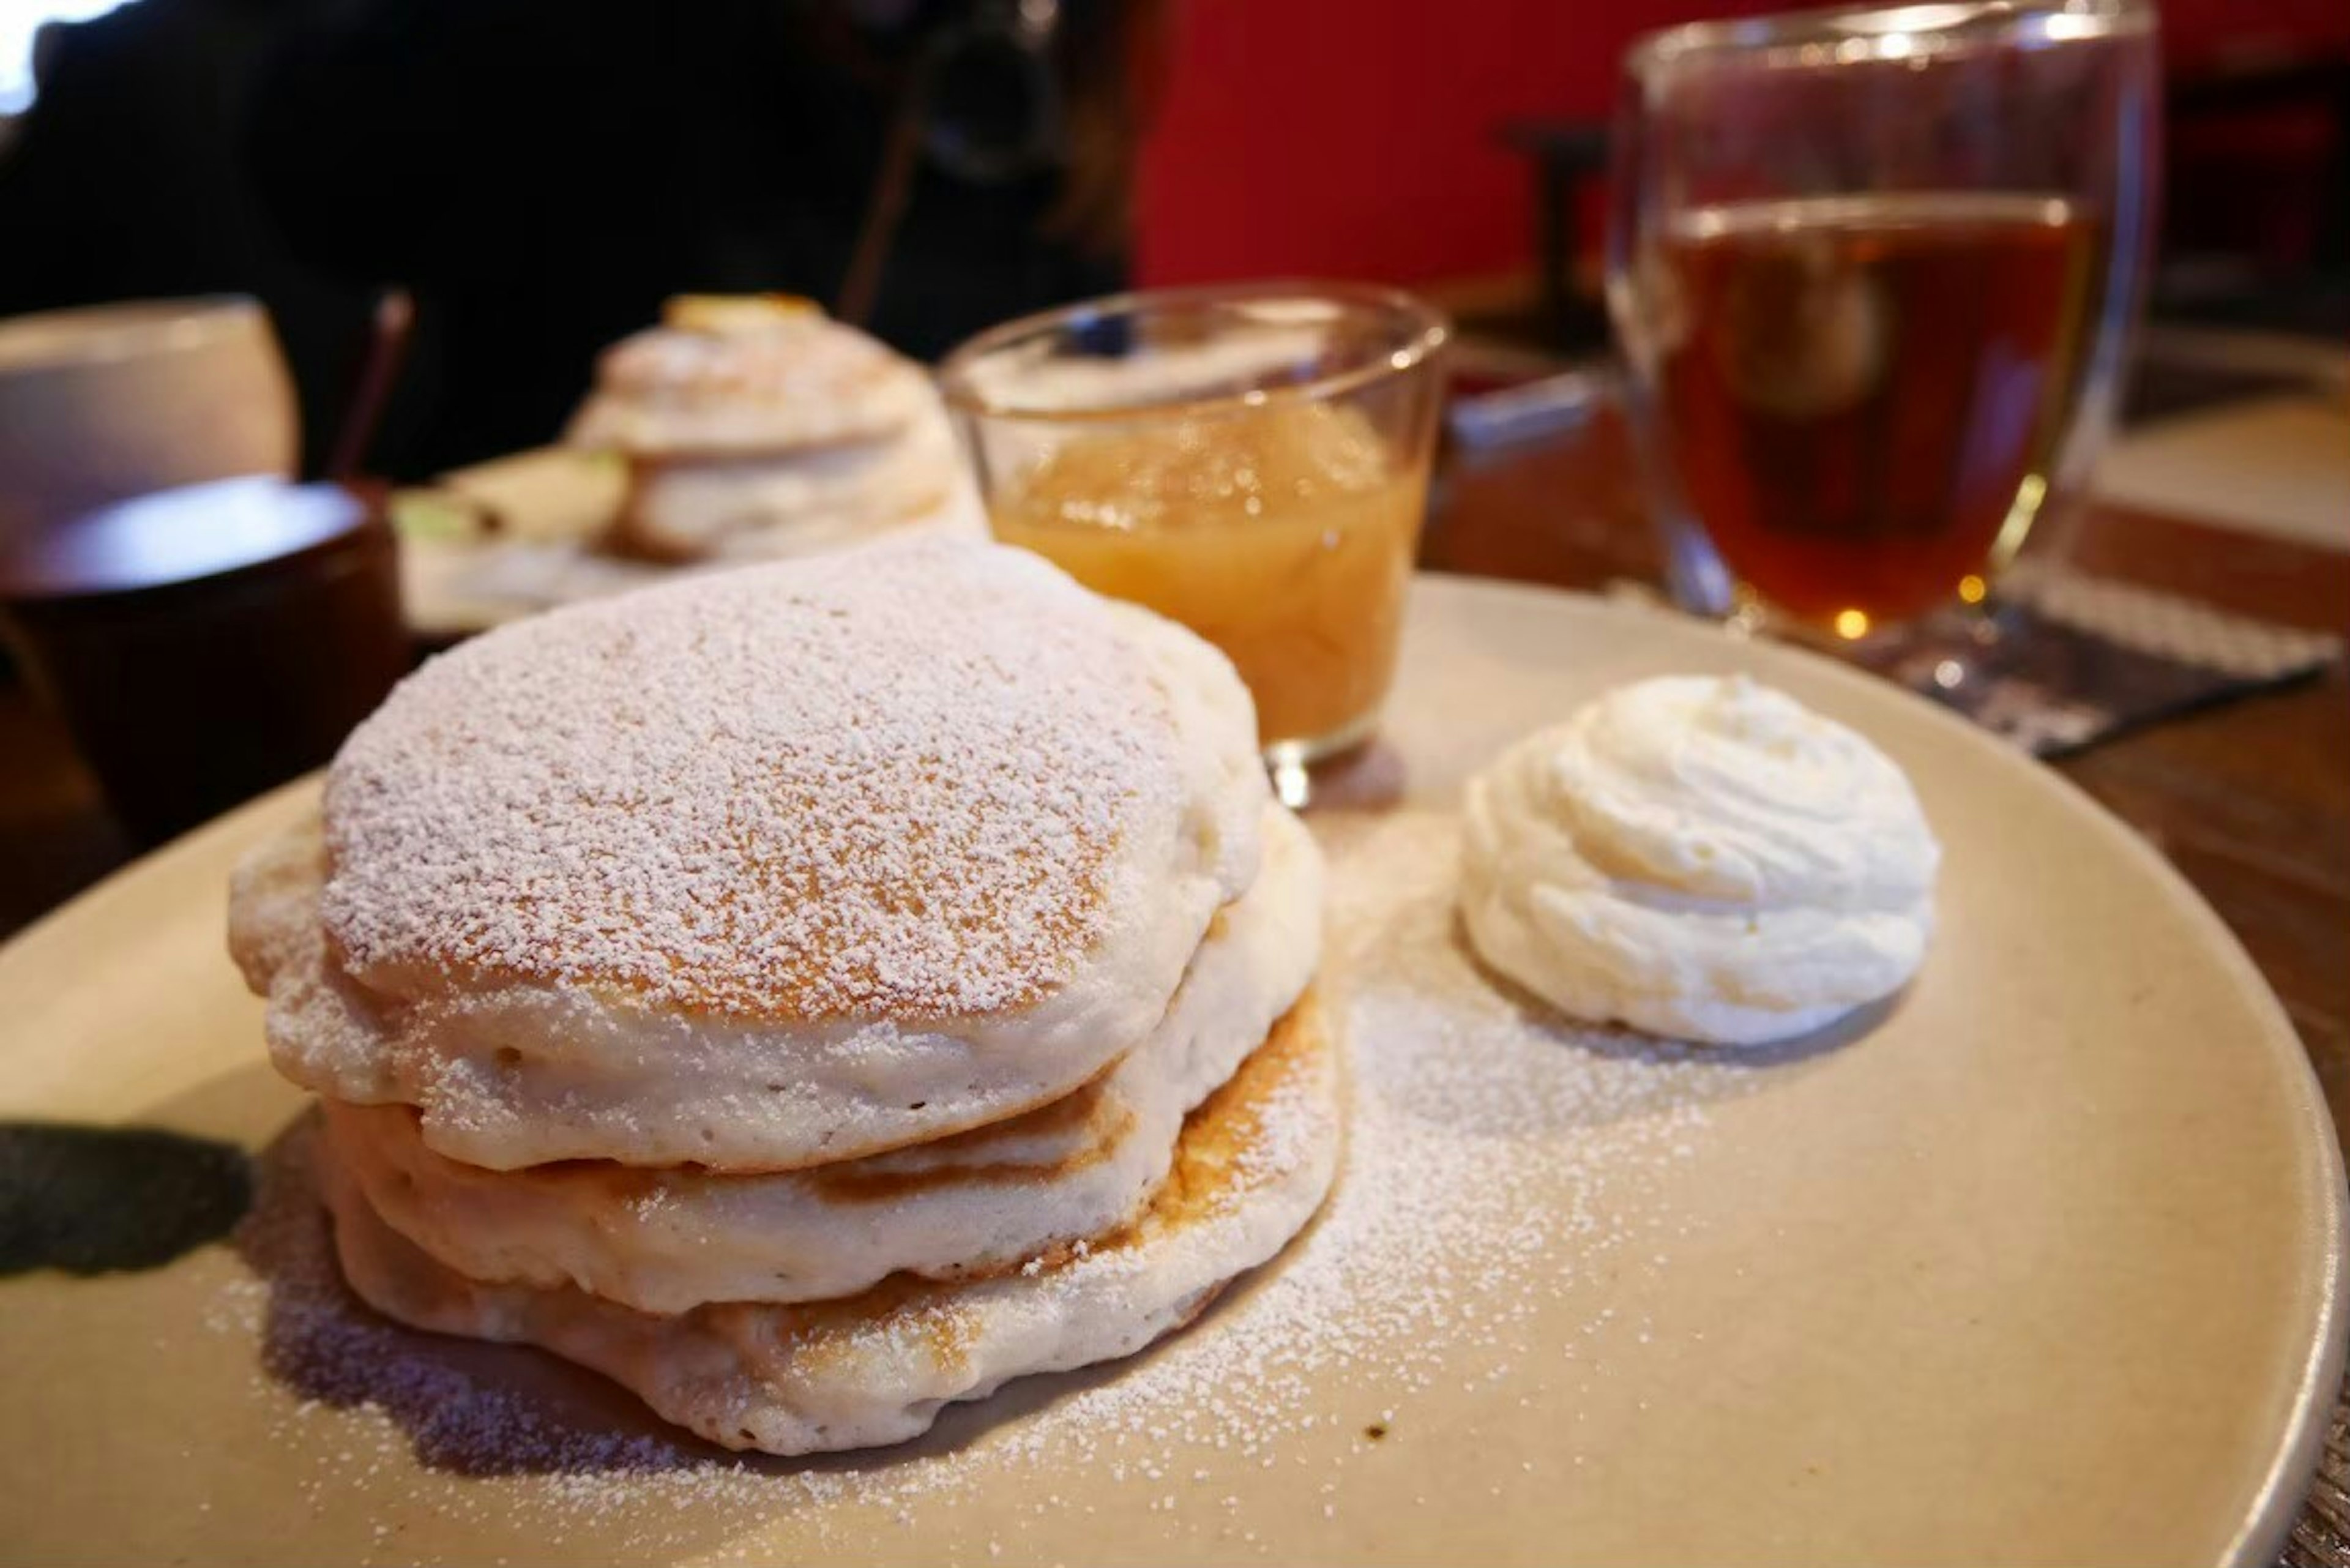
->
213, 807, 1762, 1562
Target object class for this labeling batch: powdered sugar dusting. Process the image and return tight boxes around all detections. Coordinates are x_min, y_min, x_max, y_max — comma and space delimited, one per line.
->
211, 808, 1759, 1561
321, 539, 1175, 1022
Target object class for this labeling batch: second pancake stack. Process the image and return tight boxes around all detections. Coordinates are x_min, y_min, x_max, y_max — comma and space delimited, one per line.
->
229, 539, 1339, 1455
567, 294, 982, 562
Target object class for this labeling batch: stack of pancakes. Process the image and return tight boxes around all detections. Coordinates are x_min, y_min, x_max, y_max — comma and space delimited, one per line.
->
228, 539, 1339, 1455
567, 295, 983, 563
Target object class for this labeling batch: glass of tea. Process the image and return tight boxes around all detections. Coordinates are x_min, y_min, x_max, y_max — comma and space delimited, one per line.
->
1606, 0, 2157, 653
940, 285, 1449, 797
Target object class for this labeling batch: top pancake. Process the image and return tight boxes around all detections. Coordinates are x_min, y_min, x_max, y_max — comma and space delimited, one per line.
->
253, 539, 1267, 1171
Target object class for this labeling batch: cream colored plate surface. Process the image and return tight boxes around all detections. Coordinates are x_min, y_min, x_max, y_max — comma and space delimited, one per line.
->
1, 576, 2340, 1566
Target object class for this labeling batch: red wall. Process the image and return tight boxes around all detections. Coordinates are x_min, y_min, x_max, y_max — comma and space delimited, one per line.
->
1133, 0, 2350, 289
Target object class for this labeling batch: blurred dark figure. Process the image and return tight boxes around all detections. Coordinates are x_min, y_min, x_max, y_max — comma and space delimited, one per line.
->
248, 0, 1169, 477
0, 0, 375, 477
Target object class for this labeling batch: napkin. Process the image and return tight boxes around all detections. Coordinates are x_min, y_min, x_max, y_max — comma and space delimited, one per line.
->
1862, 559, 2344, 757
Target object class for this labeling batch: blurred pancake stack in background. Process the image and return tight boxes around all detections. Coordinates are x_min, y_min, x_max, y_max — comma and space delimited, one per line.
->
569, 294, 982, 564
396, 297, 985, 637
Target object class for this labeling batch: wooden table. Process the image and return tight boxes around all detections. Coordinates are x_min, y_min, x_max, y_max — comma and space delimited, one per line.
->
3, 412, 2347, 1559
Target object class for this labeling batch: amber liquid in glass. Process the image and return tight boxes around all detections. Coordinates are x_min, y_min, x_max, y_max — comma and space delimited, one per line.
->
1655, 194, 2095, 627
988, 401, 1425, 753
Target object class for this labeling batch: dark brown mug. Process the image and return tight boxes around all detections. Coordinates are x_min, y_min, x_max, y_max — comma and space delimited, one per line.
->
0, 477, 409, 846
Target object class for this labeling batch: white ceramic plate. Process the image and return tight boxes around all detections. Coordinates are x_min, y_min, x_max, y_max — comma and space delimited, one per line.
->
1, 575, 2339, 1565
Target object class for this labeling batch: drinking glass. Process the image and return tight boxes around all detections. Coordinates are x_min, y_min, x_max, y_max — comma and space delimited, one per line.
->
1605, 0, 2158, 657
940, 284, 1449, 802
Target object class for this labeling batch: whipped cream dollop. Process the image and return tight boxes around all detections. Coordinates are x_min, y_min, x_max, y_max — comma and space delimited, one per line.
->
1460, 674, 1940, 1045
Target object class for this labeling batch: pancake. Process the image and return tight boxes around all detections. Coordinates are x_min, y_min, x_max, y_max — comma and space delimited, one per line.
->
703, 483, 987, 562
230, 541, 1268, 1172
321, 990, 1343, 1457
611, 410, 975, 566
566, 309, 936, 459
319, 809, 1325, 1312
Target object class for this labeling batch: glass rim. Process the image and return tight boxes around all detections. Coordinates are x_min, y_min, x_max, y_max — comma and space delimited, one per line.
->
1626, 0, 2154, 80
936, 280, 1451, 425
0, 293, 269, 375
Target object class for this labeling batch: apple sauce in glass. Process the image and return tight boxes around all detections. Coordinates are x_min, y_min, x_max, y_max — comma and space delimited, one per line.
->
942, 285, 1448, 792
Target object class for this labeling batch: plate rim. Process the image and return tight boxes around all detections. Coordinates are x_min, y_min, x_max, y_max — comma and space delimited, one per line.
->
3, 571, 2340, 1564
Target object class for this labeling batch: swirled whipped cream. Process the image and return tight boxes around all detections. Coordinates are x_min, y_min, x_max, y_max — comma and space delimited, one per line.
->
1460, 674, 1939, 1045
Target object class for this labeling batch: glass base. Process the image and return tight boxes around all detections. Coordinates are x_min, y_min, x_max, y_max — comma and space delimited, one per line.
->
1731, 591, 2079, 752
1734, 591, 2021, 692
1264, 710, 1383, 810
1873, 602, 2021, 694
